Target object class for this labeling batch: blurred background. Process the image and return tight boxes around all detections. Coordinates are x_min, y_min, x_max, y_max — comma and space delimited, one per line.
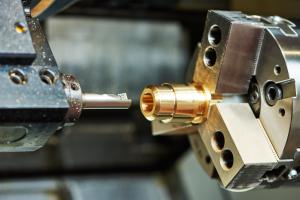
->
1, 0, 300, 199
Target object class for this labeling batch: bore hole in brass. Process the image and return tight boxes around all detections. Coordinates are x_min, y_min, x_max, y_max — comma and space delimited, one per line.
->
274, 65, 281, 76
220, 150, 234, 170
212, 131, 225, 151
204, 47, 217, 67
15, 22, 27, 33
141, 92, 154, 114
208, 25, 222, 46
279, 108, 285, 117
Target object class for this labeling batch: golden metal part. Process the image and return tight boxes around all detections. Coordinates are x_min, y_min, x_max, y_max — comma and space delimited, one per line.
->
152, 120, 196, 136
32, 0, 55, 17
140, 83, 212, 124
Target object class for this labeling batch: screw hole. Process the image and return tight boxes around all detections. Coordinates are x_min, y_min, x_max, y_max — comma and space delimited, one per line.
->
268, 87, 277, 101
279, 108, 285, 117
205, 155, 211, 164
211, 131, 225, 151
264, 82, 282, 106
9, 69, 27, 85
15, 22, 27, 34
220, 150, 234, 170
71, 83, 79, 91
203, 47, 217, 68
274, 65, 281, 76
208, 25, 222, 46
39, 69, 56, 85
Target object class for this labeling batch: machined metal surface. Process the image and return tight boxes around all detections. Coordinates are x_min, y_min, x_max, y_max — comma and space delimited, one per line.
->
82, 93, 131, 110
0, 0, 35, 63
140, 84, 212, 124
62, 74, 83, 124
199, 104, 277, 188
0, 14, 69, 151
30, 0, 78, 18
140, 84, 211, 124
0, 1, 132, 151
189, 133, 217, 178
139, 10, 300, 190
63, 73, 132, 125
254, 29, 297, 159
193, 11, 265, 94
31, 0, 55, 17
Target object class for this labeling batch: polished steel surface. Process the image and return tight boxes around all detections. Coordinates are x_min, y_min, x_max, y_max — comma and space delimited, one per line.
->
255, 30, 294, 159
82, 93, 131, 109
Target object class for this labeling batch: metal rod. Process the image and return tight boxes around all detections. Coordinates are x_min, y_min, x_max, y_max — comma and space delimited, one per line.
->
82, 93, 131, 109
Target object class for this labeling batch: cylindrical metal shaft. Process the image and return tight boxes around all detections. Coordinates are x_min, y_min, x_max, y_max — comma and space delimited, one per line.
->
82, 93, 131, 109
140, 84, 212, 124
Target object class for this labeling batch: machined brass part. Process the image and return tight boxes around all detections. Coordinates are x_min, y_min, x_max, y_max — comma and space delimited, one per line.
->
140, 83, 212, 124
32, 0, 55, 17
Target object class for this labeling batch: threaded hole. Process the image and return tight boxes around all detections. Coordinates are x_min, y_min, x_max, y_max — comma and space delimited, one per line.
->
205, 155, 211, 164
279, 108, 285, 117
274, 65, 281, 75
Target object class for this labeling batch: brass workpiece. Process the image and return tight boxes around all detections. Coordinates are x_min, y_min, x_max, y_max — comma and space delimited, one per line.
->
31, 0, 55, 17
140, 83, 213, 124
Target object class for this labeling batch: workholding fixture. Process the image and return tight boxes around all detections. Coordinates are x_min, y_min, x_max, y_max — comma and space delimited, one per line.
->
139, 10, 300, 191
